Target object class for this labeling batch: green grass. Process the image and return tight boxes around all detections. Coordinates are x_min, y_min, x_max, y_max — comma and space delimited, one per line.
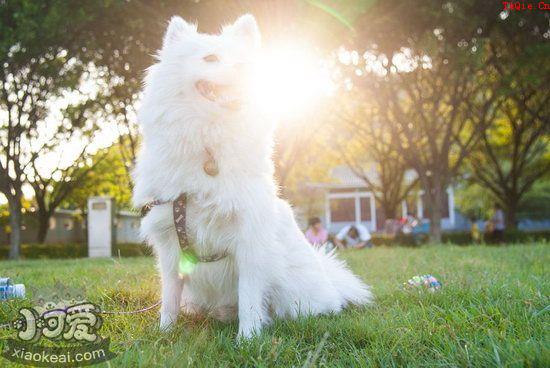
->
1, 244, 549, 367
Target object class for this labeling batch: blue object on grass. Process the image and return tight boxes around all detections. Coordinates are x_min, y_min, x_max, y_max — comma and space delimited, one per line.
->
0, 277, 26, 301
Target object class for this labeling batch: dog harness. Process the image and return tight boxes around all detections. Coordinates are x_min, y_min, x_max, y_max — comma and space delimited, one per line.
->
140, 148, 228, 267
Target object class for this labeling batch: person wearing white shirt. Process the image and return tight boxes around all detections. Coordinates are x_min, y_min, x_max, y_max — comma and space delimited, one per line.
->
490, 203, 505, 243
334, 223, 373, 249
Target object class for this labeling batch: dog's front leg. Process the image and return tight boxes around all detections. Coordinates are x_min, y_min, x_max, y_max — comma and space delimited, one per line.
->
235, 215, 277, 339
157, 241, 184, 331
236, 258, 270, 339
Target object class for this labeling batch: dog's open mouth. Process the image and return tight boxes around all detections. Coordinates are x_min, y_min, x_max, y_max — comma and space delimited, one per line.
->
195, 80, 242, 111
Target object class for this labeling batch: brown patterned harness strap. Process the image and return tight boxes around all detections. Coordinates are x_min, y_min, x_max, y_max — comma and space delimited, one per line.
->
140, 194, 228, 263
140, 199, 167, 217
140, 195, 188, 250
172, 193, 189, 250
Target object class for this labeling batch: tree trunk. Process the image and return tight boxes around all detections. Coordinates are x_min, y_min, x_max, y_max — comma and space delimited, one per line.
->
7, 195, 22, 260
422, 175, 445, 244
429, 188, 443, 243
380, 200, 397, 221
36, 210, 51, 244
504, 199, 519, 230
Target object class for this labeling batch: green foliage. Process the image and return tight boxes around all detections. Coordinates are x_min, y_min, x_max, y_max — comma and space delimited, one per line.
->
456, 178, 550, 223
62, 144, 133, 211
0, 199, 35, 233
518, 180, 550, 221
454, 182, 495, 221
0, 244, 547, 366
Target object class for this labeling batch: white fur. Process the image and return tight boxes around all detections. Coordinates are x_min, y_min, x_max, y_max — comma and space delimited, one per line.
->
133, 14, 372, 339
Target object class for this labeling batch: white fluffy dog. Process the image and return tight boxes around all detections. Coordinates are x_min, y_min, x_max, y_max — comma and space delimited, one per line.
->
133, 14, 372, 338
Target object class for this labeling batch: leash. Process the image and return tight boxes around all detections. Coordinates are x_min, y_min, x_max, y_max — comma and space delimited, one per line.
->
100, 300, 161, 315
2, 299, 235, 331
0, 301, 162, 331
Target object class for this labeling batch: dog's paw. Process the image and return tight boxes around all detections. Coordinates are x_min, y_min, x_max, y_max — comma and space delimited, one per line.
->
159, 312, 178, 332
236, 329, 257, 341
237, 323, 261, 340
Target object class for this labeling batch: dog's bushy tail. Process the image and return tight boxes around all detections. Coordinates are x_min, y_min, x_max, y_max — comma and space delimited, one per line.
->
316, 247, 373, 306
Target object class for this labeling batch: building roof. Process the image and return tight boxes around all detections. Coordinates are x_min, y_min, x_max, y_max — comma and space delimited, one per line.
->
308, 165, 417, 189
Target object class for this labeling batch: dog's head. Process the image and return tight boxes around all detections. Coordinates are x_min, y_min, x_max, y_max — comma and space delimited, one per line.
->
149, 14, 260, 116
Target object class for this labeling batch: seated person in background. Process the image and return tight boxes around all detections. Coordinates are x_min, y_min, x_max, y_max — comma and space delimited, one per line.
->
490, 203, 505, 243
334, 223, 373, 249
470, 216, 482, 244
305, 217, 329, 246
400, 212, 419, 234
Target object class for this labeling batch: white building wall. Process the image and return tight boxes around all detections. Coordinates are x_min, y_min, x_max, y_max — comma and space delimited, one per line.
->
326, 191, 377, 233
325, 187, 456, 233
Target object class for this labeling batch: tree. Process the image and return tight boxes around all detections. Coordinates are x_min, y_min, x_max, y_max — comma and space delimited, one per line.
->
454, 181, 494, 222
0, 1, 101, 258
517, 179, 550, 221
466, 16, 550, 229
333, 92, 417, 221
0, 1, 170, 256
343, 39, 499, 242
470, 106, 549, 229
342, 0, 548, 242
0, 1, 179, 256
273, 115, 331, 193
61, 144, 133, 213
28, 146, 106, 243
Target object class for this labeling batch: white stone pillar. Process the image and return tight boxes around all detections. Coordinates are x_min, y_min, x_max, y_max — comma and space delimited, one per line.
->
87, 196, 114, 258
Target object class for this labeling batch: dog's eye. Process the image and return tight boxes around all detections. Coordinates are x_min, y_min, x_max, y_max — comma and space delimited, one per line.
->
203, 54, 220, 62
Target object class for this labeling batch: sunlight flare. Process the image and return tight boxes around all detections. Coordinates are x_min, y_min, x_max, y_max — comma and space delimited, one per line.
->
250, 42, 334, 118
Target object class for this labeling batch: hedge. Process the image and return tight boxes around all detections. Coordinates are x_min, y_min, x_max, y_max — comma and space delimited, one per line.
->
371, 230, 550, 247
1, 230, 549, 259
0, 242, 152, 260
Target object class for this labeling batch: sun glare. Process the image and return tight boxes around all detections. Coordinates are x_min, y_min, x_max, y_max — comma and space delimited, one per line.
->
250, 42, 334, 118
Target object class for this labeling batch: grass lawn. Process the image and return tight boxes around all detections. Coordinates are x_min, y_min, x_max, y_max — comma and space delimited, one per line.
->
1, 243, 548, 367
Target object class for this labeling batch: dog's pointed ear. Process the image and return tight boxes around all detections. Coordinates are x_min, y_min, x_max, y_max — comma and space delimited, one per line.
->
225, 14, 261, 48
163, 16, 196, 48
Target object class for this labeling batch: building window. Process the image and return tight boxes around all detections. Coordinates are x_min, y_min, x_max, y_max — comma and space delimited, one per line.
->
329, 198, 355, 222
360, 197, 372, 221
405, 195, 418, 216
